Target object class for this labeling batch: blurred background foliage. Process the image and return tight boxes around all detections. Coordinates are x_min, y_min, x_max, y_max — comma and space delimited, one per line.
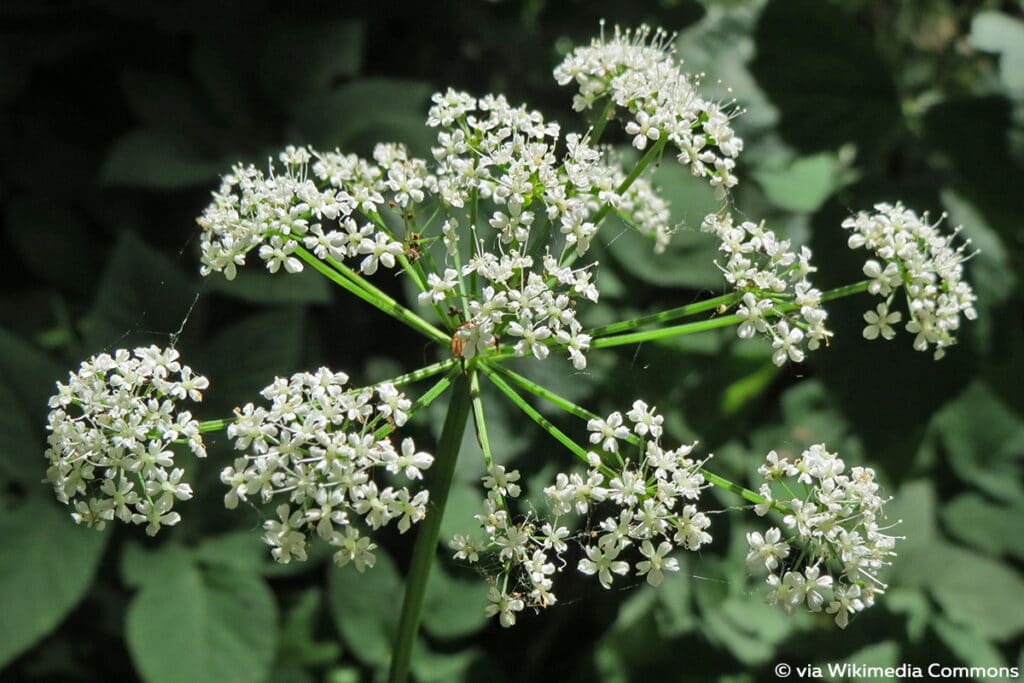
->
1, 0, 1022, 681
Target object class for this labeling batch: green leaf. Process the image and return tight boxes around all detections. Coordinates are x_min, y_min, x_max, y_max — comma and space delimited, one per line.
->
0, 496, 108, 668
327, 547, 400, 668
701, 595, 792, 665
884, 588, 932, 642
119, 541, 193, 589
905, 543, 1024, 641
885, 480, 938, 554
421, 562, 489, 639
99, 128, 225, 189
126, 558, 278, 683
652, 557, 695, 636
932, 617, 1008, 670
4, 196, 99, 291
196, 307, 306, 415
923, 96, 1023, 243
935, 381, 1024, 502
606, 160, 723, 289
0, 325, 63, 412
752, 151, 857, 213
205, 266, 332, 305
260, 20, 365, 103
276, 588, 342, 669
941, 493, 1024, 560
194, 530, 268, 573
0, 380, 42, 486
438, 481, 486, 541
121, 69, 214, 134
819, 641, 900, 682
83, 231, 199, 351
751, 0, 902, 159
292, 79, 435, 158
970, 12, 1024, 96
409, 643, 480, 683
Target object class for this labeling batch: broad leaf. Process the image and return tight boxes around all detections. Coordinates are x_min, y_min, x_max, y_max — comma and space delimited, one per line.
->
0, 496, 107, 667
126, 557, 278, 683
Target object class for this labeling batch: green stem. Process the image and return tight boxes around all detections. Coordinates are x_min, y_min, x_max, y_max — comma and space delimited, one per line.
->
469, 369, 505, 509
479, 362, 614, 478
590, 315, 743, 349
589, 135, 668, 228
379, 358, 459, 387
589, 280, 874, 347
483, 362, 595, 424
588, 292, 742, 338
388, 374, 471, 683
197, 418, 233, 433
588, 97, 618, 145
292, 247, 450, 345
700, 469, 765, 507
373, 368, 458, 440
483, 360, 772, 509
819, 279, 871, 303
557, 135, 668, 272
469, 370, 496, 472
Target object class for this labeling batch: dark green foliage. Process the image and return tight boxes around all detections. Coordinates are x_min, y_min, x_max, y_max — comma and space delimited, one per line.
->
1, 1, 1021, 681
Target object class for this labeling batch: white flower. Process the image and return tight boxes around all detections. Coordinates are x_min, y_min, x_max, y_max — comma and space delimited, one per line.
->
482, 465, 522, 498
357, 233, 403, 275
486, 586, 525, 628
225, 368, 433, 568
625, 111, 661, 150
745, 527, 789, 571
771, 321, 805, 366
842, 203, 977, 358
862, 302, 901, 341
577, 544, 630, 589
587, 411, 630, 452
827, 584, 864, 629
45, 346, 207, 535
636, 540, 678, 587
334, 527, 378, 572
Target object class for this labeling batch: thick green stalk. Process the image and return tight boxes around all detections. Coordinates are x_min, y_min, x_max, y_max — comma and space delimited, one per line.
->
293, 247, 450, 345
588, 281, 873, 341
388, 374, 471, 683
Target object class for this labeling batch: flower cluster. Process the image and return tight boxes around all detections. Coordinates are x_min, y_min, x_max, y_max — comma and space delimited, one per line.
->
44, 346, 208, 535
842, 203, 977, 359
554, 23, 743, 198
702, 212, 830, 365
451, 399, 711, 627
427, 91, 676, 368
746, 445, 899, 628
197, 144, 430, 281
219, 368, 433, 570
